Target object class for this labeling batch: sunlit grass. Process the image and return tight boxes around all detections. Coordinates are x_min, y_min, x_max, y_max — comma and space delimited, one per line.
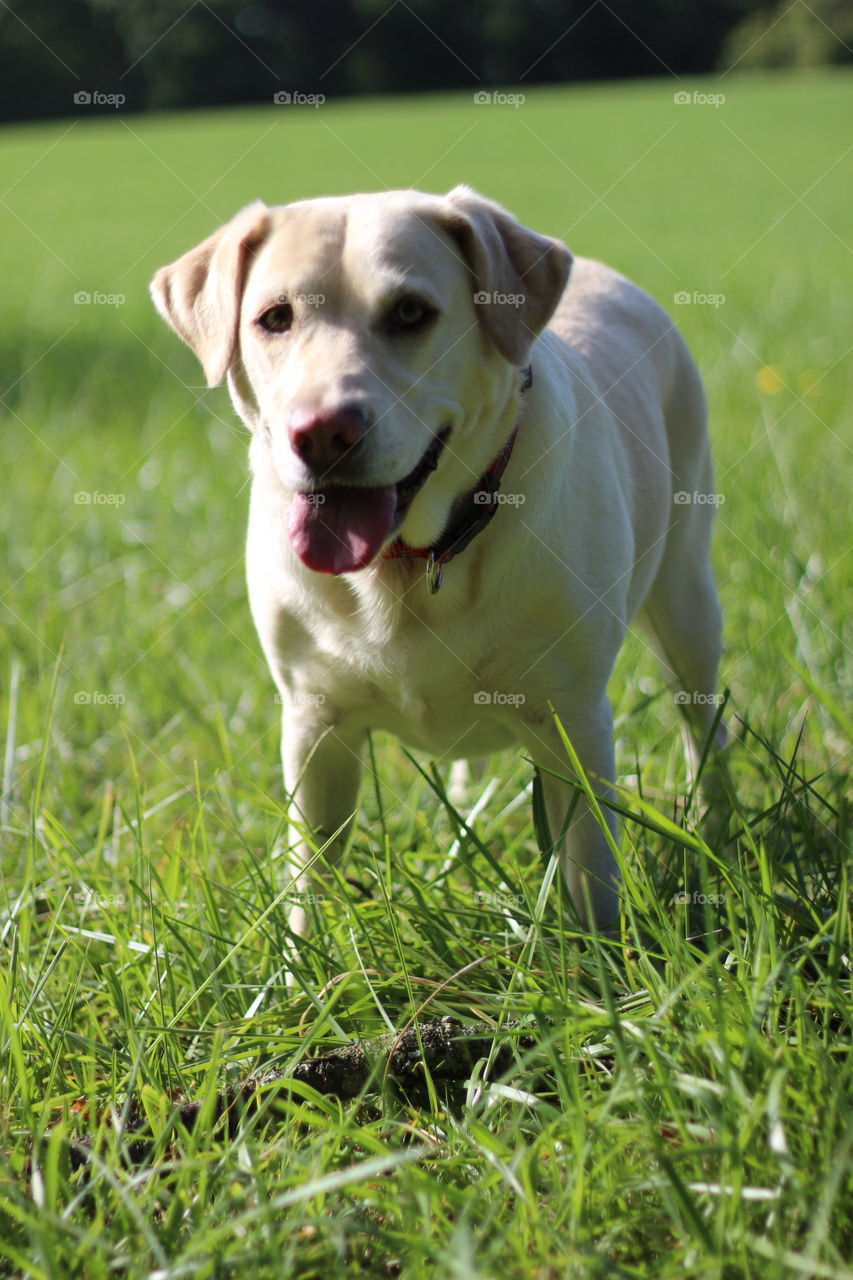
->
1, 70, 851, 1278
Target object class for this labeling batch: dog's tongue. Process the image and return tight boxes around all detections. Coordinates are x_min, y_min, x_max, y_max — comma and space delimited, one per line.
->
288, 485, 398, 575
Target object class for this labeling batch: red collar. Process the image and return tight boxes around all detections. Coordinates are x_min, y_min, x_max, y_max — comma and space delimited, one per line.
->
383, 364, 531, 594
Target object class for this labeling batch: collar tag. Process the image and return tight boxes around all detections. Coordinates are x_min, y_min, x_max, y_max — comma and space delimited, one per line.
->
426, 551, 444, 594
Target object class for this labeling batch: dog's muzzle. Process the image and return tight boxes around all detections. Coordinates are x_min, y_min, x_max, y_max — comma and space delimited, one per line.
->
287, 428, 451, 575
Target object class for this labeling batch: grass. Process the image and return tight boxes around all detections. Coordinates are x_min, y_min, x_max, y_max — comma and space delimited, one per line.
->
0, 70, 851, 1277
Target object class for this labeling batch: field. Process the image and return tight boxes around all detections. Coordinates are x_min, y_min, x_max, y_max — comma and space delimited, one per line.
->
0, 71, 851, 1277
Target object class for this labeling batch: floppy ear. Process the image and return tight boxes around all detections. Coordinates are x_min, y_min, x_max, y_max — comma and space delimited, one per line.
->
438, 185, 572, 367
150, 200, 271, 387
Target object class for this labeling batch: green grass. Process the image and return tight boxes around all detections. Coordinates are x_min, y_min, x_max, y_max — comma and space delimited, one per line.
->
1, 71, 851, 1278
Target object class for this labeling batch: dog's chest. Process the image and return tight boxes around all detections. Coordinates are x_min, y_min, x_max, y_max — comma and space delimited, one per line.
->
378, 636, 520, 755
281, 587, 523, 757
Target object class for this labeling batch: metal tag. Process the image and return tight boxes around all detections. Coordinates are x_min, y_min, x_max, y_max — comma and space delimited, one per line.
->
426, 552, 444, 594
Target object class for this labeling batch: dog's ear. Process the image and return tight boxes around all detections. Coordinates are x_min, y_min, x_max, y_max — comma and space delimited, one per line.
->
439, 185, 572, 367
150, 201, 271, 387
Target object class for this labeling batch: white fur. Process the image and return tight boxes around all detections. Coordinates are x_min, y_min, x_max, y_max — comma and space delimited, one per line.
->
151, 186, 725, 938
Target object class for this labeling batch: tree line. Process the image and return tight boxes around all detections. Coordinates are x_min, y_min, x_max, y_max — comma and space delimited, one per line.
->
1, 0, 849, 123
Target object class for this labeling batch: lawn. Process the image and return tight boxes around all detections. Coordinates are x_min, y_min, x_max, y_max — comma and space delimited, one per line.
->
0, 71, 850, 1278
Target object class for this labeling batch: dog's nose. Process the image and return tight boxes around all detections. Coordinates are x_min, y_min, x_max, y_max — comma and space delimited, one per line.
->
287, 404, 368, 470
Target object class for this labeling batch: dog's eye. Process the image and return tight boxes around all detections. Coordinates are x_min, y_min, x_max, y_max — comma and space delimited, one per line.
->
257, 303, 294, 334
387, 296, 435, 334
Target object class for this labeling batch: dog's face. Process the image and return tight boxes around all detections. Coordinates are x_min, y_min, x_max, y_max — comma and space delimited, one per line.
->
151, 187, 571, 573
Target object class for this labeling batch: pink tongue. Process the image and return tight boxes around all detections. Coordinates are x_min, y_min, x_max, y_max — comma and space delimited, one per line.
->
288, 485, 398, 574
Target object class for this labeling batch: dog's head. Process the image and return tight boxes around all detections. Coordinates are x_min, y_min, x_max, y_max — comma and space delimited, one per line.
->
151, 187, 571, 575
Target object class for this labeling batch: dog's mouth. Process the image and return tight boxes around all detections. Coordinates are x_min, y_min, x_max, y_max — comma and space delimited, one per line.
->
288, 428, 450, 575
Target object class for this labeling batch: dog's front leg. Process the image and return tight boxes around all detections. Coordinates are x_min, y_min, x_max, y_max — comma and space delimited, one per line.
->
521, 696, 621, 928
280, 695, 363, 940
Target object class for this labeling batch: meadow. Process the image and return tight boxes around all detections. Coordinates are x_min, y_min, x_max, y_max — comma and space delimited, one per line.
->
0, 71, 850, 1277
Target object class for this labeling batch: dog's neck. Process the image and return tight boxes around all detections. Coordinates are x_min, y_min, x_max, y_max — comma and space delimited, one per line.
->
383, 364, 532, 594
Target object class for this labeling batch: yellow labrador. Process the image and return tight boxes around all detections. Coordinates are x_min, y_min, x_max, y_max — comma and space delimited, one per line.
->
151, 186, 725, 935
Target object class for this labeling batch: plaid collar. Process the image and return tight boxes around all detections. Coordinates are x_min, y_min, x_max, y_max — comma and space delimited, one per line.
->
383, 364, 532, 594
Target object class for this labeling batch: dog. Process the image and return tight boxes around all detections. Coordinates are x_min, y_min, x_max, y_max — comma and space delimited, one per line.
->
151, 185, 726, 938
